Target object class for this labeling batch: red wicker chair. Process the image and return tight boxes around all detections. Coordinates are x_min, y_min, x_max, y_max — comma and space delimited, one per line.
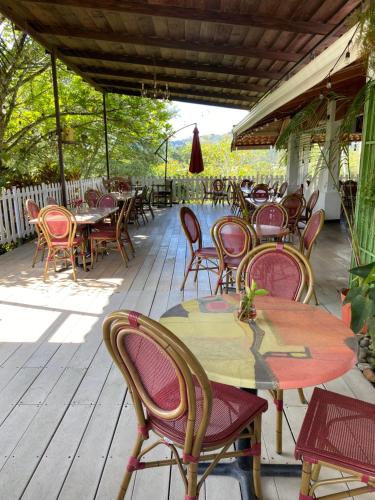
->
212, 216, 257, 294
281, 194, 305, 240
250, 183, 269, 203
25, 199, 46, 267
240, 179, 254, 190
84, 189, 100, 208
201, 180, 214, 204
38, 205, 86, 281
299, 190, 320, 228
295, 387, 375, 499
277, 181, 288, 198
236, 243, 314, 454
103, 310, 268, 500
179, 207, 219, 290
97, 193, 117, 208
212, 178, 229, 206
252, 202, 288, 229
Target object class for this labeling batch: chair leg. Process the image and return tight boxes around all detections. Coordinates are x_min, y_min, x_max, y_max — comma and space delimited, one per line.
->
253, 414, 263, 500
311, 463, 321, 481
297, 388, 308, 404
194, 257, 201, 282
299, 461, 313, 498
313, 288, 319, 305
70, 251, 77, 281
125, 231, 135, 256
43, 250, 51, 281
186, 462, 198, 500
81, 243, 87, 272
117, 434, 144, 500
180, 255, 194, 291
214, 268, 224, 295
90, 239, 95, 269
275, 389, 283, 454
117, 241, 128, 266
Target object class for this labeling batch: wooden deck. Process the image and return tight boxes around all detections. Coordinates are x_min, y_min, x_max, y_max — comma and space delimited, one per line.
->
0, 204, 374, 500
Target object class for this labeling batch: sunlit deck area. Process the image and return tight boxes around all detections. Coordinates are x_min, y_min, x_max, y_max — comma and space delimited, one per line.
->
0, 204, 374, 500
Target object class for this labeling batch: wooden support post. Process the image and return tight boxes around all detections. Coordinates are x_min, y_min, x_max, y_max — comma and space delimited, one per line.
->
50, 53, 67, 207
103, 92, 110, 182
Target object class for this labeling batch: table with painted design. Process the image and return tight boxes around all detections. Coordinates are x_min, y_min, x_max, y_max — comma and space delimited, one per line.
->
160, 294, 357, 499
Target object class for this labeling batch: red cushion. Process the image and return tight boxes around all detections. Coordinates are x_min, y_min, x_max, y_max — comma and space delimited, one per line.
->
149, 380, 267, 448
51, 237, 83, 247
195, 247, 218, 258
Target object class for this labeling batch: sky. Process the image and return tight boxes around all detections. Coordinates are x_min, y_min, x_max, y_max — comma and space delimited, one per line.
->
168, 101, 249, 140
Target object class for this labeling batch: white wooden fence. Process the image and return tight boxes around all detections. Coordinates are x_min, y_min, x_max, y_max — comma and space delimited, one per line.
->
1, 172, 326, 245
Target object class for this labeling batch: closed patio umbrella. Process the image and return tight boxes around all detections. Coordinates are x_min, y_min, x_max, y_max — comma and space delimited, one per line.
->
189, 126, 204, 174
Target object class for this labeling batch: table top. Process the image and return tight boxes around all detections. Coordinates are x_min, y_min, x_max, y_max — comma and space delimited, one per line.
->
111, 192, 133, 202
30, 206, 118, 225
160, 294, 357, 390
253, 224, 290, 239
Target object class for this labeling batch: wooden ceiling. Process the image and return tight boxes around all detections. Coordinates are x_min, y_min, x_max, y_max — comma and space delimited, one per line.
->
0, 0, 362, 109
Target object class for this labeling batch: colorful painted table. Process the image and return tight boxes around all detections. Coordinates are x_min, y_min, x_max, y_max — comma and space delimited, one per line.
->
160, 294, 357, 499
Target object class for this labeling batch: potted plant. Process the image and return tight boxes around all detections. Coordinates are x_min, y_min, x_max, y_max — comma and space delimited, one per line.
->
238, 279, 268, 322
343, 261, 375, 383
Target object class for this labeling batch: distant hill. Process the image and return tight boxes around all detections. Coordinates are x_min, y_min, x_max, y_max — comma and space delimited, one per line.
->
171, 133, 230, 148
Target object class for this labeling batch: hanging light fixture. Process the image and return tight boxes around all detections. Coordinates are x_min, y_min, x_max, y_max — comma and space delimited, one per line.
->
140, 69, 170, 101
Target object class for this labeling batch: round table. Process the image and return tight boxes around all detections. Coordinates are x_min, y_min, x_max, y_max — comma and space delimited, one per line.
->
160, 295, 357, 499
253, 224, 289, 240
160, 294, 356, 390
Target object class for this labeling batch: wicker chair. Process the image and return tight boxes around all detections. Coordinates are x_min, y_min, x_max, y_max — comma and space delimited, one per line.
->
236, 243, 314, 454
38, 205, 86, 281
212, 216, 257, 294
25, 199, 46, 267
298, 190, 320, 229
250, 183, 269, 203
277, 181, 288, 198
97, 193, 117, 208
252, 202, 288, 230
179, 207, 219, 290
281, 194, 305, 241
85, 189, 101, 208
295, 387, 375, 499
201, 180, 214, 204
240, 179, 254, 190
212, 178, 229, 206
90, 197, 135, 267
46, 196, 58, 205
103, 310, 268, 500
270, 180, 279, 198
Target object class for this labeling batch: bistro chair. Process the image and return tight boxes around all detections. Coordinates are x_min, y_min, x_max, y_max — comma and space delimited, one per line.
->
142, 186, 154, 220
270, 180, 279, 198
90, 197, 135, 267
103, 310, 268, 500
295, 387, 375, 499
299, 190, 320, 229
240, 178, 253, 190
97, 193, 117, 208
25, 199, 46, 267
179, 207, 218, 290
201, 180, 214, 204
212, 216, 257, 294
252, 202, 288, 229
38, 205, 86, 281
250, 183, 269, 203
46, 196, 57, 205
236, 242, 314, 454
277, 181, 288, 198
85, 189, 101, 208
212, 178, 229, 206
281, 194, 305, 241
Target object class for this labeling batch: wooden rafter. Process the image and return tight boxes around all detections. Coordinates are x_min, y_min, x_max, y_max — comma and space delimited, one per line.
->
32, 25, 301, 62
80, 66, 265, 94
58, 49, 283, 80
21, 0, 336, 35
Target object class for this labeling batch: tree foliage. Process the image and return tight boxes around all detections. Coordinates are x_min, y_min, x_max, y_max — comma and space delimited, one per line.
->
0, 18, 172, 189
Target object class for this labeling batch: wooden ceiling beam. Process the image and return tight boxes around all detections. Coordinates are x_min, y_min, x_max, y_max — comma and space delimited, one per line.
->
93, 78, 252, 103
32, 24, 301, 62
23, 0, 335, 35
80, 65, 265, 94
59, 48, 283, 80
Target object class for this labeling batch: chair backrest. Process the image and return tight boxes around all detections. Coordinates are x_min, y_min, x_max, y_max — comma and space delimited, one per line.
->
300, 209, 325, 259
180, 206, 202, 250
251, 183, 269, 202
212, 216, 257, 265
294, 185, 303, 196
25, 199, 40, 220
240, 179, 253, 189
236, 243, 314, 303
306, 189, 319, 213
281, 194, 305, 222
278, 181, 288, 198
97, 193, 117, 208
38, 205, 77, 247
252, 202, 288, 227
201, 180, 209, 195
46, 196, 57, 205
271, 180, 278, 193
103, 310, 212, 458
85, 189, 100, 208
343, 180, 357, 197
212, 178, 224, 192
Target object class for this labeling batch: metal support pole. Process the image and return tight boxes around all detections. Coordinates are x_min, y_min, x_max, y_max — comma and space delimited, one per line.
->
164, 139, 168, 188
50, 53, 67, 207
103, 92, 110, 181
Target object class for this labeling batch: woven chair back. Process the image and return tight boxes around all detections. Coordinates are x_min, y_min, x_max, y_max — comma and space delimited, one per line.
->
212, 216, 256, 262
25, 199, 40, 220
38, 205, 77, 247
252, 202, 288, 227
301, 209, 325, 259
212, 179, 224, 192
85, 189, 100, 208
281, 194, 305, 222
236, 243, 314, 303
97, 193, 117, 208
180, 207, 202, 247
278, 181, 288, 198
251, 184, 269, 201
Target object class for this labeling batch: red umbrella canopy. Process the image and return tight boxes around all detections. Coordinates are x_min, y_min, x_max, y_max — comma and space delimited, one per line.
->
189, 126, 204, 174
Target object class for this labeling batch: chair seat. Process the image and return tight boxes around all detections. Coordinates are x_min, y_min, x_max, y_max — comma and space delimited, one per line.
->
51, 237, 84, 247
150, 380, 267, 449
195, 247, 218, 258
295, 387, 375, 477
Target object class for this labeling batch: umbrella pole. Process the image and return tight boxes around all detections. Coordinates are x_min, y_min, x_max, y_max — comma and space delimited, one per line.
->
103, 92, 110, 182
164, 139, 168, 189
50, 53, 67, 207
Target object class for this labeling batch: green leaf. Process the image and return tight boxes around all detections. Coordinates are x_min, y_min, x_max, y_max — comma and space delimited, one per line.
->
349, 262, 375, 280
343, 286, 366, 304
350, 294, 375, 333
254, 289, 269, 296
